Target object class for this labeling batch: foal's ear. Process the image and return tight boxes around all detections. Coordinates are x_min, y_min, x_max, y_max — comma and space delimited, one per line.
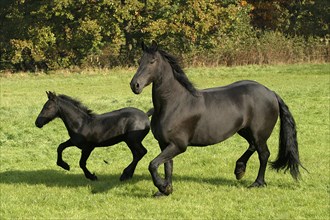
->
46, 91, 56, 100
141, 41, 147, 52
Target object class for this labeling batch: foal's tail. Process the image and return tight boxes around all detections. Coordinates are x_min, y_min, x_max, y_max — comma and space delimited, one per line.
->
146, 108, 154, 117
271, 93, 306, 180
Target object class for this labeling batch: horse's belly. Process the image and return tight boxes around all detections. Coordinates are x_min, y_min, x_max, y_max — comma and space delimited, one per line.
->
190, 117, 243, 146
190, 129, 235, 146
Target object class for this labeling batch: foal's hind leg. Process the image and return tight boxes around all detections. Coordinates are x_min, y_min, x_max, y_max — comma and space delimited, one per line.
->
120, 141, 147, 181
57, 139, 73, 171
79, 147, 97, 180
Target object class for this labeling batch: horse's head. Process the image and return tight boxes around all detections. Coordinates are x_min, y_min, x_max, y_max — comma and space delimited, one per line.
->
35, 91, 59, 128
130, 40, 162, 94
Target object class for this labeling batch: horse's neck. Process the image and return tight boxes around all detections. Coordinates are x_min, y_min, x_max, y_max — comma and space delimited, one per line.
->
152, 65, 191, 113
58, 100, 86, 133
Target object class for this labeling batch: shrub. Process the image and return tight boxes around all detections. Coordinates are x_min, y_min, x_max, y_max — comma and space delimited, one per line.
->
0, 0, 328, 71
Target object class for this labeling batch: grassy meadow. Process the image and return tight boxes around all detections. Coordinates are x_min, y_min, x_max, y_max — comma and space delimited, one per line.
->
0, 64, 329, 219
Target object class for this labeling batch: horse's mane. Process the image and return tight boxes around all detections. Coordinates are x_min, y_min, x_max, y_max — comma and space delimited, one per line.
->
58, 94, 96, 117
157, 49, 199, 96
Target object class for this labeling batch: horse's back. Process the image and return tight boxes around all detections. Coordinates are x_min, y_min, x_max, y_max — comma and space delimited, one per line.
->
190, 80, 279, 145
202, 80, 276, 105
202, 80, 264, 93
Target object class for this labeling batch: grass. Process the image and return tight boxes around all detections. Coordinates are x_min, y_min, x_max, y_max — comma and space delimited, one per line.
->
1, 64, 329, 219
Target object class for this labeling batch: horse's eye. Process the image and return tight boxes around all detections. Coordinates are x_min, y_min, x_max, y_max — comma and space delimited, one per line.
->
137, 59, 141, 65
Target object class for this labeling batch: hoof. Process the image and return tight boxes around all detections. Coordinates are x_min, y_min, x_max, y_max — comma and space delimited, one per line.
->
87, 173, 98, 181
165, 183, 173, 195
248, 181, 267, 188
234, 162, 246, 180
159, 183, 173, 195
119, 173, 133, 181
153, 191, 168, 198
235, 171, 245, 180
57, 161, 70, 171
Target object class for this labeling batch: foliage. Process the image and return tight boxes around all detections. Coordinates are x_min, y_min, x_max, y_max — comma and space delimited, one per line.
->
247, 0, 330, 37
0, 0, 329, 71
1, 65, 329, 218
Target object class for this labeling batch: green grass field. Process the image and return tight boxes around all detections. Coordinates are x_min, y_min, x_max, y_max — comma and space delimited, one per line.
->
1, 64, 329, 219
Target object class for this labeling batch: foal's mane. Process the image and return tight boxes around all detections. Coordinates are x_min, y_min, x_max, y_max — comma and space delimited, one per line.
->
58, 94, 96, 117
157, 49, 199, 96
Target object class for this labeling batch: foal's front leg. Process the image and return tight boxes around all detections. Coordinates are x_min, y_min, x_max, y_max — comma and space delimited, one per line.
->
79, 147, 97, 180
57, 139, 73, 170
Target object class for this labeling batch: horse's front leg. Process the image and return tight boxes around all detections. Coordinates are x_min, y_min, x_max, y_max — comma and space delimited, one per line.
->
79, 147, 97, 181
149, 143, 185, 196
57, 139, 73, 171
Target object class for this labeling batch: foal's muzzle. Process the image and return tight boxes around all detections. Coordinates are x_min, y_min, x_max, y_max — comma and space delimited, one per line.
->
35, 117, 47, 128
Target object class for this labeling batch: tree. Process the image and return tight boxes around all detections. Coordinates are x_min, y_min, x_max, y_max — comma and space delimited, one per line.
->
247, 0, 330, 37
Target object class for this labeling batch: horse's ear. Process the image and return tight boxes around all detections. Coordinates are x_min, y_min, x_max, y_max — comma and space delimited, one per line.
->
47, 91, 56, 100
151, 40, 158, 51
141, 41, 147, 51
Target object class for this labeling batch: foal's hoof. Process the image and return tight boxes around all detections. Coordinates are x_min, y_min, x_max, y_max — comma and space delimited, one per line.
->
57, 161, 70, 171
248, 181, 267, 188
234, 162, 246, 180
87, 173, 98, 181
119, 172, 133, 181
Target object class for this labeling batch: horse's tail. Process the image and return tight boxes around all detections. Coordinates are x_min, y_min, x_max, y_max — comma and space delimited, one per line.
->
146, 108, 154, 117
271, 93, 306, 180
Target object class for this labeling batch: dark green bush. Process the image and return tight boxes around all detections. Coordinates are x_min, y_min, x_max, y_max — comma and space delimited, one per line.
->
0, 0, 329, 71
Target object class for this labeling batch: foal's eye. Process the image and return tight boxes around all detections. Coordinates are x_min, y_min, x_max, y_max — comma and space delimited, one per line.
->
150, 58, 156, 64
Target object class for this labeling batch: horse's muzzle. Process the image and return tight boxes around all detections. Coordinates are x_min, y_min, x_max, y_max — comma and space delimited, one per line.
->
130, 79, 142, 94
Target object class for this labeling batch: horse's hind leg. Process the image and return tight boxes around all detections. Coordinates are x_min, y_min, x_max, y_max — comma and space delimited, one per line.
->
120, 132, 148, 181
57, 139, 73, 171
236, 129, 271, 187
235, 146, 255, 180
249, 141, 270, 187
235, 129, 256, 180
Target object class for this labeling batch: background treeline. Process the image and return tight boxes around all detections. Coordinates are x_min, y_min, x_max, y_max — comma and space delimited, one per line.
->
0, 0, 329, 72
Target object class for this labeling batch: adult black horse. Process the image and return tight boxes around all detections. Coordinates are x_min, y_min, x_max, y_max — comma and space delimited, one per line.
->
130, 41, 305, 196
35, 91, 150, 181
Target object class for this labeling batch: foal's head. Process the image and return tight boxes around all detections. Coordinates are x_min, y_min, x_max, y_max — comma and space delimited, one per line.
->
35, 91, 59, 128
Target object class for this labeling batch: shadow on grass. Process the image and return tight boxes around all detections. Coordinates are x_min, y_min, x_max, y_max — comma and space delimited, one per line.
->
0, 169, 148, 194
120, 174, 251, 198
0, 169, 249, 197
175, 174, 250, 187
